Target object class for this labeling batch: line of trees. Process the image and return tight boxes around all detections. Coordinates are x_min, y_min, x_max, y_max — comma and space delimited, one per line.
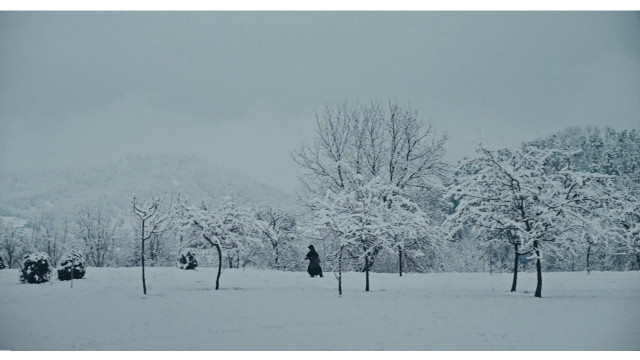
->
0, 199, 305, 275
1, 101, 638, 299
295, 101, 639, 297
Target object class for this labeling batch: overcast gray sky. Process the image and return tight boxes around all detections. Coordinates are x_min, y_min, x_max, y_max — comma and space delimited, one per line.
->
1, 12, 639, 193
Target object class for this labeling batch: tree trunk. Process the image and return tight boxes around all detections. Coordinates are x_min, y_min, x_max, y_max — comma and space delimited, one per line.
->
365, 252, 370, 292
571, 256, 575, 272
149, 237, 154, 265
534, 241, 542, 298
511, 243, 519, 292
70, 256, 74, 289
338, 246, 343, 296
274, 245, 280, 270
398, 246, 403, 277
214, 244, 222, 290
586, 244, 591, 275
202, 235, 223, 291
141, 239, 147, 295
489, 242, 493, 275
141, 221, 147, 295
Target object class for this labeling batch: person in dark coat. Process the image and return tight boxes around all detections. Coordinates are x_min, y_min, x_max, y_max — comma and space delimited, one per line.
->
305, 245, 323, 277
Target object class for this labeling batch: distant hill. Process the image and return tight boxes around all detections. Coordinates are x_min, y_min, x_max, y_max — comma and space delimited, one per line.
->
0, 154, 293, 219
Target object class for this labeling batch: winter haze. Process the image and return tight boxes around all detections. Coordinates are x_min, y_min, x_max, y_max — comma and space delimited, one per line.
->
1, 12, 639, 192
1, 11, 640, 351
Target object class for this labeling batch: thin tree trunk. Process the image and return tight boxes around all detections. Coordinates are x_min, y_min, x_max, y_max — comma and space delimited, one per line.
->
398, 246, 403, 277
365, 253, 370, 292
214, 244, 222, 290
274, 245, 279, 269
338, 246, 343, 296
141, 240, 146, 295
489, 242, 493, 275
141, 221, 147, 295
534, 240, 542, 298
202, 235, 223, 291
586, 244, 591, 275
511, 243, 519, 292
70, 256, 74, 289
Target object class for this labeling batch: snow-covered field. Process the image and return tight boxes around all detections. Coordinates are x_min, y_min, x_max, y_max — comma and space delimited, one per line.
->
1, 267, 639, 350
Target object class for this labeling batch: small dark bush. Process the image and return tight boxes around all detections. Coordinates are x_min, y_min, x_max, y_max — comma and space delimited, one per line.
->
177, 250, 198, 270
19, 252, 52, 284
0, 255, 5, 270
57, 251, 86, 281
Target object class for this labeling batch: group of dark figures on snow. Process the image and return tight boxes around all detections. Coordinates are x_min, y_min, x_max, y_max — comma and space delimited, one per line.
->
305, 245, 323, 278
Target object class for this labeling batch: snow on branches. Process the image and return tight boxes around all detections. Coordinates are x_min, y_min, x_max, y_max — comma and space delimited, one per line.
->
606, 180, 640, 270
445, 145, 612, 297
312, 176, 438, 292
132, 196, 173, 294
174, 196, 265, 289
292, 100, 448, 198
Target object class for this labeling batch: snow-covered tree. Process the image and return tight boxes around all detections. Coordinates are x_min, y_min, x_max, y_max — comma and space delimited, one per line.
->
74, 204, 119, 267
527, 127, 640, 271
446, 145, 610, 297
430, 228, 510, 273
313, 177, 436, 294
29, 212, 63, 266
528, 127, 640, 183
445, 153, 527, 288
607, 180, 640, 270
387, 197, 441, 277
175, 196, 265, 290
0, 217, 29, 269
293, 100, 448, 204
294, 100, 448, 277
256, 206, 302, 271
132, 196, 172, 294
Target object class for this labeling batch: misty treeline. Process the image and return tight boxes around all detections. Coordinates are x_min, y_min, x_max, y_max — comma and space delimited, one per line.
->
0, 198, 304, 272
1, 100, 639, 296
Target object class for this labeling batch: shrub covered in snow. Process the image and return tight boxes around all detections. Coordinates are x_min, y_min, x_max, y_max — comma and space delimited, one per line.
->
177, 250, 198, 270
57, 251, 86, 281
19, 252, 52, 284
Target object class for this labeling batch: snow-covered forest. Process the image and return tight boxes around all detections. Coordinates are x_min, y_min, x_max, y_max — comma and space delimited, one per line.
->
1, 101, 638, 299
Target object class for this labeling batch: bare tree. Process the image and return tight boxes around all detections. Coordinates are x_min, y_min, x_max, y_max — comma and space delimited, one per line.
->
30, 211, 62, 266
293, 100, 448, 197
0, 219, 28, 269
256, 206, 299, 270
132, 196, 172, 295
75, 204, 118, 268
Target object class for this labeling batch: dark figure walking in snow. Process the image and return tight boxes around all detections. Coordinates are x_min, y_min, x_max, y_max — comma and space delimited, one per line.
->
305, 245, 323, 277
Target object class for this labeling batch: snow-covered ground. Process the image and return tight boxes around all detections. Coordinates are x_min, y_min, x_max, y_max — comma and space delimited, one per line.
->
1, 267, 639, 350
